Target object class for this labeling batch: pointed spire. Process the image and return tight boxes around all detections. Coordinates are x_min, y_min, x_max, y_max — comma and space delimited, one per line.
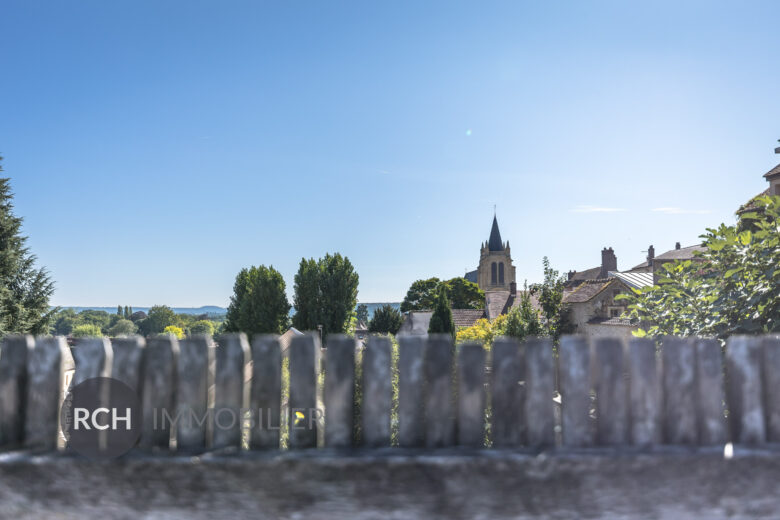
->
488, 214, 504, 252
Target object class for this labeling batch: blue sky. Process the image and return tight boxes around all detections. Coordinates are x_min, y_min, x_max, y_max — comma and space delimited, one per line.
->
1, 1, 778, 307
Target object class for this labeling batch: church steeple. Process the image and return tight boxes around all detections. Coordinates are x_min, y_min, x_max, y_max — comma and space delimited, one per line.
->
488, 215, 504, 251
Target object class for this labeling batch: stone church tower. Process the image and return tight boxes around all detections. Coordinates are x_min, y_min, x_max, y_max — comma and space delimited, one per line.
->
475, 215, 516, 291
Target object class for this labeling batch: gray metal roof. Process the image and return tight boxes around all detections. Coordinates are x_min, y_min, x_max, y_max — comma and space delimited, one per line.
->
609, 271, 653, 289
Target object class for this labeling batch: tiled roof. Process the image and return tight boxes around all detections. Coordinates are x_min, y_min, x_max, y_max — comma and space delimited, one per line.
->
485, 290, 541, 320
737, 188, 771, 214
464, 270, 478, 283
567, 266, 602, 284
279, 327, 304, 354
563, 280, 613, 303
764, 163, 780, 179
452, 309, 486, 328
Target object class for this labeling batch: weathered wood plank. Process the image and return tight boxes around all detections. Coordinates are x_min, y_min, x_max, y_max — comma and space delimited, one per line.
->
213, 333, 249, 450
696, 338, 727, 445
0, 335, 31, 447
764, 336, 780, 443
594, 337, 628, 445
139, 336, 176, 451
397, 336, 425, 447
362, 336, 392, 447
726, 336, 765, 444
25, 337, 73, 451
491, 337, 524, 447
110, 336, 145, 394
424, 335, 455, 448
457, 342, 485, 447
662, 337, 697, 444
628, 337, 661, 446
71, 337, 111, 386
324, 335, 355, 448
175, 336, 210, 452
558, 335, 592, 447
525, 337, 554, 447
288, 334, 318, 448
249, 335, 282, 450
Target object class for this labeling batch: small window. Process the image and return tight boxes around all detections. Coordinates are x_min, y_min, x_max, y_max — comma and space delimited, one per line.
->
491, 262, 497, 284
610, 309, 620, 318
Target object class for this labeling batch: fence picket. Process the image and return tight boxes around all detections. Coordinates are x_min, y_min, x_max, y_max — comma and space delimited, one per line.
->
0, 335, 31, 447
491, 337, 524, 447
362, 335, 392, 447
525, 337, 554, 447
140, 336, 176, 451
662, 337, 697, 444
559, 336, 592, 447
695, 338, 727, 445
111, 336, 145, 393
726, 336, 765, 444
425, 335, 455, 448
764, 336, 780, 443
71, 337, 111, 385
249, 335, 282, 450
324, 335, 355, 448
213, 333, 249, 450
628, 337, 661, 445
398, 336, 425, 447
25, 337, 73, 451
175, 336, 210, 451
288, 334, 318, 448
457, 342, 485, 447
594, 337, 628, 445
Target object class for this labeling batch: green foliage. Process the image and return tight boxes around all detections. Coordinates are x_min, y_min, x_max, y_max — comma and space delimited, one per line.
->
355, 303, 369, 324
52, 308, 79, 335
530, 257, 575, 341
368, 304, 403, 334
292, 253, 359, 338
163, 325, 184, 339
190, 319, 216, 336
72, 323, 103, 338
401, 276, 484, 312
621, 196, 780, 338
137, 305, 178, 336
428, 284, 455, 337
108, 319, 136, 337
0, 170, 56, 334
503, 284, 543, 340
443, 277, 485, 309
400, 277, 440, 312
224, 265, 290, 337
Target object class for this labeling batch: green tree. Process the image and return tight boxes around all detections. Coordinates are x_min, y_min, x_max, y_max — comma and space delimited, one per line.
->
224, 265, 290, 337
0, 170, 56, 334
108, 319, 136, 337
72, 323, 103, 338
51, 308, 79, 336
443, 277, 484, 309
123, 306, 130, 319
428, 285, 455, 337
190, 319, 216, 336
116, 305, 122, 317
137, 305, 178, 336
502, 283, 543, 340
400, 277, 440, 312
368, 304, 403, 334
621, 195, 780, 338
292, 253, 359, 338
356, 303, 369, 324
78, 310, 112, 332
530, 257, 575, 341
163, 325, 184, 339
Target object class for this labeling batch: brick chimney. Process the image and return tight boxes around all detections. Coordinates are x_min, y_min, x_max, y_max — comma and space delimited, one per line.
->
647, 245, 655, 267
510, 281, 517, 296
600, 247, 617, 278
567, 270, 575, 281
675, 242, 681, 250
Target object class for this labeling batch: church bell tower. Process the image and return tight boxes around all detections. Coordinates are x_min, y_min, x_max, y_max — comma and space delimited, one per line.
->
476, 215, 516, 291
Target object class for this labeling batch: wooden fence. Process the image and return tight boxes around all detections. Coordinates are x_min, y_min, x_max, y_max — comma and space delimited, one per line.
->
1, 333, 779, 453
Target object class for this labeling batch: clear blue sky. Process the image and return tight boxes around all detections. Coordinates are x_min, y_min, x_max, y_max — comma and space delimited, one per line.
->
1, 1, 778, 307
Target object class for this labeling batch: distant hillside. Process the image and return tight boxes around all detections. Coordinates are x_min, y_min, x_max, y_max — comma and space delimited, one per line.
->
61, 306, 227, 317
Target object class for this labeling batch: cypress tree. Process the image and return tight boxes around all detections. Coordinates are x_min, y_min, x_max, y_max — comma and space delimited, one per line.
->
0, 165, 56, 334
117, 305, 123, 316
428, 284, 455, 337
